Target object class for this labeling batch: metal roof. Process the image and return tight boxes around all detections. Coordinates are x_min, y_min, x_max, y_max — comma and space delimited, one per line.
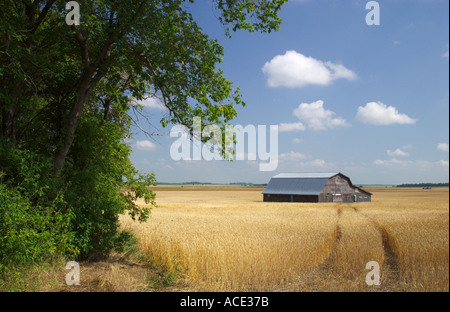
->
272, 173, 339, 179
262, 173, 339, 195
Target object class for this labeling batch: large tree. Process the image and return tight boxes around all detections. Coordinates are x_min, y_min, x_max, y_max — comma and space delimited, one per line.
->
0, 0, 286, 260
1, 0, 286, 173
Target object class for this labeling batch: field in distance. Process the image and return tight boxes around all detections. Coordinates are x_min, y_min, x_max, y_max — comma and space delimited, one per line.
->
121, 186, 449, 292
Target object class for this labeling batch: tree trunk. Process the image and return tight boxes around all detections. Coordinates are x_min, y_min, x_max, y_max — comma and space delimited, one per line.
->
53, 76, 91, 174
53, 60, 111, 174
2, 105, 16, 144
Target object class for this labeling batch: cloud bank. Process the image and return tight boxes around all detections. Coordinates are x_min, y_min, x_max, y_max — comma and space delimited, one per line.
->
437, 143, 449, 152
137, 97, 166, 110
262, 51, 357, 88
387, 148, 409, 157
356, 102, 417, 125
136, 140, 157, 151
280, 100, 349, 132
294, 100, 349, 131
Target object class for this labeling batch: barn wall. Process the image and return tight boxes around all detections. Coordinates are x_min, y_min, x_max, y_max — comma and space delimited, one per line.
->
354, 193, 371, 202
293, 195, 319, 203
320, 174, 371, 203
322, 174, 354, 194
318, 193, 334, 202
263, 194, 319, 203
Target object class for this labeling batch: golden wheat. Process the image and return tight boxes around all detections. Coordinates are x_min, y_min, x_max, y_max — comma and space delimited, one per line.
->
120, 186, 449, 292
363, 189, 449, 292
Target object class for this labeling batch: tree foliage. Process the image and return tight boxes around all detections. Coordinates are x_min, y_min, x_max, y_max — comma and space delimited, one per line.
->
0, 0, 286, 265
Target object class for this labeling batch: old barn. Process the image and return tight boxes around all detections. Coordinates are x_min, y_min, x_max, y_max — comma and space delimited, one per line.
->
262, 172, 371, 203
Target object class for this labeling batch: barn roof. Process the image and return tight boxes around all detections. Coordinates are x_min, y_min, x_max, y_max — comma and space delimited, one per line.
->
262, 173, 339, 195
272, 173, 339, 179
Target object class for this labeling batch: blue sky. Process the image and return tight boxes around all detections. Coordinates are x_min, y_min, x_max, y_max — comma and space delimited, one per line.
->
130, 0, 449, 185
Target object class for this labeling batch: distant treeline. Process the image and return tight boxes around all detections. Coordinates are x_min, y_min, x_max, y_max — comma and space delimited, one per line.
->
397, 183, 449, 188
157, 182, 267, 186
157, 182, 213, 185
229, 182, 267, 187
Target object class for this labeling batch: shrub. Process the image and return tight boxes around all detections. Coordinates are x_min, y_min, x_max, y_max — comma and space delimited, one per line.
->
0, 183, 77, 273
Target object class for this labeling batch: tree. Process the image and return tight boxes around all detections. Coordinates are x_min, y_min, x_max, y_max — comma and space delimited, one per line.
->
0, 0, 287, 261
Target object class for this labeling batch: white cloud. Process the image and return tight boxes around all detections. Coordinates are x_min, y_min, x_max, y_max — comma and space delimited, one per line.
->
279, 151, 307, 161
278, 151, 334, 171
293, 100, 350, 131
292, 138, 303, 144
307, 159, 328, 167
277, 150, 334, 170
262, 50, 357, 88
325, 62, 358, 82
138, 97, 166, 110
437, 143, 449, 152
438, 160, 449, 167
443, 44, 449, 59
356, 102, 417, 126
374, 158, 413, 167
402, 144, 413, 150
387, 148, 409, 157
279, 122, 306, 132
136, 140, 157, 151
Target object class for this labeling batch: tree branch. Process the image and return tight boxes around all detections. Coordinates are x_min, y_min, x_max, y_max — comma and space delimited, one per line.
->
73, 26, 90, 66
131, 50, 184, 125
126, 111, 163, 139
29, 0, 56, 35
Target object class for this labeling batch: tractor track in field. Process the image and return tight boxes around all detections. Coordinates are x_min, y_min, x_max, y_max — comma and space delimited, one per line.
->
352, 206, 401, 290
318, 224, 342, 272
314, 207, 343, 273
293, 205, 402, 291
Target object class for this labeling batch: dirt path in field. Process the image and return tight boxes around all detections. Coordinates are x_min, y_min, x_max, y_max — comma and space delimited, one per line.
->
352, 206, 402, 291
317, 207, 343, 272
289, 205, 404, 292
288, 206, 344, 291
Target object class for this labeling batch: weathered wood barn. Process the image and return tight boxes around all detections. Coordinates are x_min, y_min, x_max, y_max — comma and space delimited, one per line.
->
262, 173, 371, 203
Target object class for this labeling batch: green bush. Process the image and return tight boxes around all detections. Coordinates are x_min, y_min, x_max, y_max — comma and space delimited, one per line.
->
1, 109, 155, 284
0, 113, 155, 268
60, 115, 155, 260
0, 183, 76, 273
0, 141, 77, 273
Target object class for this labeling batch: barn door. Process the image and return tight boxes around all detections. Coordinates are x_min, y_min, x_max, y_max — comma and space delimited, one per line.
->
333, 194, 343, 202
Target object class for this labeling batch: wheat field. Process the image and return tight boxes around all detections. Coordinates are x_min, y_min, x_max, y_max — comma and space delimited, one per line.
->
120, 186, 449, 292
